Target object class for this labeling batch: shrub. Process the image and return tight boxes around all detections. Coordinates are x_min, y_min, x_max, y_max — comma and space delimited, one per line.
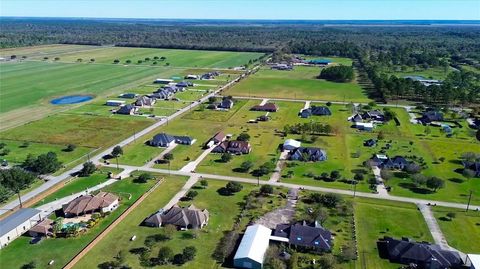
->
78, 161, 96, 177
226, 181, 243, 193
259, 185, 274, 195
220, 153, 232, 163
135, 173, 154, 183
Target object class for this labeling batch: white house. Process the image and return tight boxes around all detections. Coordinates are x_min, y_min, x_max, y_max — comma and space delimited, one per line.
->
0, 208, 42, 249
283, 139, 301, 151
354, 122, 375, 131
106, 100, 126, 106
184, 74, 199, 80
466, 254, 480, 269
233, 224, 272, 269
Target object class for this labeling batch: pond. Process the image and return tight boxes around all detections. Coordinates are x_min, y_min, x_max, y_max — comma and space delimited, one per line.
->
51, 95, 93, 105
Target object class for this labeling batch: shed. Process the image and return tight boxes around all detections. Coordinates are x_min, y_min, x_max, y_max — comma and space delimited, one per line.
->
154, 78, 174, 84
0, 208, 42, 249
234, 224, 272, 269
106, 100, 126, 106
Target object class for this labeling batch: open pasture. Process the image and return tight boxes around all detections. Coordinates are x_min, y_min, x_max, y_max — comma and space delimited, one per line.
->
224, 65, 371, 102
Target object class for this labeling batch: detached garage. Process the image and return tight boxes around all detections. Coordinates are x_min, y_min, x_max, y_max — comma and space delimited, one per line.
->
233, 224, 271, 269
0, 208, 42, 249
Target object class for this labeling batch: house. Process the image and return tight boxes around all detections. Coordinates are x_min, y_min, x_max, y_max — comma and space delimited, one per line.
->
377, 236, 463, 269
144, 204, 209, 230
62, 192, 119, 217
463, 161, 480, 177
184, 74, 199, 80
28, 219, 54, 237
201, 72, 219, 80
106, 100, 126, 106
271, 63, 293, 70
174, 135, 196, 145
176, 81, 192, 88
364, 139, 377, 147
150, 89, 173, 100
257, 115, 270, 122
119, 93, 138, 99
135, 96, 156, 107
289, 147, 327, 162
116, 104, 138, 115
210, 132, 226, 144
233, 224, 272, 269
354, 122, 375, 131
299, 109, 312, 118
299, 106, 331, 118
0, 208, 43, 249
283, 139, 301, 151
251, 103, 279, 112
274, 221, 332, 251
370, 154, 409, 170
212, 140, 251, 154
154, 78, 174, 84
362, 110, 385, 122
419, 110, 444, 124
218, 98, 234, 109
149, 133, 175, 147
149, 133, 196, 147
348, 113, 363, 122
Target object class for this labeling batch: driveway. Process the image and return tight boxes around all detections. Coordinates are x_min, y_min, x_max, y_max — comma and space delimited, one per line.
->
255, 190, 297, 229
372, 166, 389, 197
145, 143, 178, 168
269, 150, 289, 183
180, 146, 215, 173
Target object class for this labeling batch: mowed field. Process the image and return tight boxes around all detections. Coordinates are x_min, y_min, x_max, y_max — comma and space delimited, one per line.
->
0, 44, 262, 129
225, 64, 371, 102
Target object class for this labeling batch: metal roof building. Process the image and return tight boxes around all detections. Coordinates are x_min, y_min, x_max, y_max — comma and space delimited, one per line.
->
234, 224, 271, 269
0, 208, 42, 249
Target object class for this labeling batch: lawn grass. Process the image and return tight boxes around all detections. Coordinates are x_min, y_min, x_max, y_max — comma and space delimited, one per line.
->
0, 175, 160, 269
72, 179, 285, 269
225, 66, 371, 102
0, 113, 153, 148
0, 139, 91, 165
381, 65, 452, 80
432, 206, 480, 253
354, 198, 433, 269
34, 168, 121, 206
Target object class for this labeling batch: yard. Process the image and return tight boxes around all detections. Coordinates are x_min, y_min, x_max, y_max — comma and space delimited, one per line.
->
354, 198, 433, 269
0, 174, 168, 269
72, 179, 285, 268
432, 206, 480, 253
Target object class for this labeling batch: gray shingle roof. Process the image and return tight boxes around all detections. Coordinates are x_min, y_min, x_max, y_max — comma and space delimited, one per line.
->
0, 208, 41, 237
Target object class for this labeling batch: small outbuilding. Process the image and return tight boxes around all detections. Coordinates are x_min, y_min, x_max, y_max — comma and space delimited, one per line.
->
106, 100, 126, 106
234, 224, 272, 269
283, 139, 301, 151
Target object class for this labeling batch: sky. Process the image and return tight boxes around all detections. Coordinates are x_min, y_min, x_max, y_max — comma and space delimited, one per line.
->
1, 0, 479, 20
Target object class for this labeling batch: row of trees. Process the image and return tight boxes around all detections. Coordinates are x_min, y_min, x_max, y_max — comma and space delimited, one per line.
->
283, 122, 334, 136
319, 65, 354, 82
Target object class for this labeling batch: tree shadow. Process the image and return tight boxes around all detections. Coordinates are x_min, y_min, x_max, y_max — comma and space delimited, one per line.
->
398, 182, 434, 194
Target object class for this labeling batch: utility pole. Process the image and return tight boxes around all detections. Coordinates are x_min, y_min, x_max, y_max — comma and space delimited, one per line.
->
353, 181, 357, 198
466, 190, 473, 212
116, 156, 119, 171
257, 176, 260, 186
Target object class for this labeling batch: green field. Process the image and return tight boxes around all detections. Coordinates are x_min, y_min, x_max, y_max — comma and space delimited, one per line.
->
432, 207, 480, 253
73, 179, 287, 269
354, 198, 433, 269
225, 65, 371, 102
0, 175, 173, 269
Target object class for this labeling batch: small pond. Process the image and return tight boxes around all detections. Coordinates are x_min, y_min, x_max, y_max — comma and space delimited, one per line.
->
51, 95, 93, 105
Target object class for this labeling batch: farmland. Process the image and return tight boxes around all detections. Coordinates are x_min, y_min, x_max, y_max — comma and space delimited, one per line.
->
224, 65, 371, 102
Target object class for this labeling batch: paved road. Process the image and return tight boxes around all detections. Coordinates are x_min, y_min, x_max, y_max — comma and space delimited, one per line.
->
106, 163, 480, 211
0, 72, 245, 216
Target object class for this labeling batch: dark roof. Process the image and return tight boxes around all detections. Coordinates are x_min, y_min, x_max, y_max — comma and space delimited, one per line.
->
251, 103, 278, 111
274, 222, 332, 250
421, 111, 444, 122
463, 161, 480, 176
150, 133, 175, 146
174, 135, 194, 144
117, 104, 137, 114
377, 236, 463, 268
310, 106, 332, 116
364, 139, 377, 147
211, 132, 226, 143
289, 147, 327, 162
0, 208, 41, 237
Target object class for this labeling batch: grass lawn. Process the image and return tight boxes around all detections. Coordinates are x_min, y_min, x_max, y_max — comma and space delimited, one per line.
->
34, 168, 121, 206
354, 198, 433, 269
432, 207, 480, 253
0, 139, 91, 165
0, 113, 153, 148
381, 65, 452, 80
0, 175, 160, 269
73, 179, 285, 269
225, 66, 371, 102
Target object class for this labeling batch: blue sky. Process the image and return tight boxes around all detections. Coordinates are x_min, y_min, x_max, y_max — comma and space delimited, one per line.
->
1, 0, 479, 20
